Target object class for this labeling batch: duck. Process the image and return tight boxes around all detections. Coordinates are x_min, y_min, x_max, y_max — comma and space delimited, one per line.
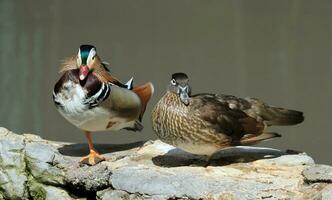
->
53, 44, 154, 165
151, 72, 304, 162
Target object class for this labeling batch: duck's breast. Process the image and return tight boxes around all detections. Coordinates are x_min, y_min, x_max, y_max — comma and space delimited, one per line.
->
152, 93, 191, 142
53, 70, 88, 114
53, 70, 141, 132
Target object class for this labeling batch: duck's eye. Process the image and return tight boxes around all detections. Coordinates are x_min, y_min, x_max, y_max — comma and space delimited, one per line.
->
171, 79, 176, 85
92, 56, 95, 60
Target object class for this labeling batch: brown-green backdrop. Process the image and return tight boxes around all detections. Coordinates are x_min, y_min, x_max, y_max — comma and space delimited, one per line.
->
0, 0, 331, 164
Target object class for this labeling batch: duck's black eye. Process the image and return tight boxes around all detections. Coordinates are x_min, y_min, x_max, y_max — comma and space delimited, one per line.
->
171, 79, 176, 86
92, 56, 95, 60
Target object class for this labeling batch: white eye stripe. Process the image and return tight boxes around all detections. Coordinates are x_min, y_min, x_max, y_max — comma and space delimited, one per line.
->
77, 49, 82, 66
171, 79, 176, 85
87, 48, 96, 64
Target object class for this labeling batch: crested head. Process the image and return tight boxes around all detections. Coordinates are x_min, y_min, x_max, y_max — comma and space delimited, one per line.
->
168, 72, 191, 106
78, 45, 96, 65
60, 45, 119, 84
171, 72, 189, 81
75, 44, 103, 81
169, 72, 190, 90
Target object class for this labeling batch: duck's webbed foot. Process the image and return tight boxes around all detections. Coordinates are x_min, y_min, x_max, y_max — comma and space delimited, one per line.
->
80, 149, 105, 166
80, 131, 106, 166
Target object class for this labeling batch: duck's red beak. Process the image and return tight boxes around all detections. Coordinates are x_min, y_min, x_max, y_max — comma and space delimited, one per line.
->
79, 65, 89, 81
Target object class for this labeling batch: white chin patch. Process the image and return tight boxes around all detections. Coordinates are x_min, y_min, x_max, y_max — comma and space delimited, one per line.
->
79, 75, 85, 80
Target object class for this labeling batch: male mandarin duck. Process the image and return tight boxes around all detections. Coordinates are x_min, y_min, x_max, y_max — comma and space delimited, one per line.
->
53, 45, 154, 165
152, 73, 304, 162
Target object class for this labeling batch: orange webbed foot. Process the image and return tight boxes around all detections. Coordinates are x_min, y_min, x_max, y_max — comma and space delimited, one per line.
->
79, 150, 105, 166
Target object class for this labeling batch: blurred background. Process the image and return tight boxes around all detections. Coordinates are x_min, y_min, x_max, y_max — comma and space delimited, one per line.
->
0, 0, 331, 164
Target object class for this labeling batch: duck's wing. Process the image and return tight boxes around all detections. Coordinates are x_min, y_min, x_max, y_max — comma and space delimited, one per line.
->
191, 93, 303, 144
190, 94, 266, 144
91, 64, 128, 88
106, 75, 133, 90
125, 77, 134, 90
208, 94, 304, 126
101, 72, 128, 88
97, 63, 153, 120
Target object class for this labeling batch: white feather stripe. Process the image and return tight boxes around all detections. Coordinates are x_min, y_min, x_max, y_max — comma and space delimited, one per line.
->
54, 81, 87, 114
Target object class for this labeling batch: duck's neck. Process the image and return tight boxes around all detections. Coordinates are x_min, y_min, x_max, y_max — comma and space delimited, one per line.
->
66, 69, 103, 97
162, 91, 186, 107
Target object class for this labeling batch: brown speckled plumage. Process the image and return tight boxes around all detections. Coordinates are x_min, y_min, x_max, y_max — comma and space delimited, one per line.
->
152, 73, 304, 156
152, 91, 229, 147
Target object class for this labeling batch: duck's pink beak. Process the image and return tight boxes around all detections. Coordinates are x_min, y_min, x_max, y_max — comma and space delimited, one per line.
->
79, 65, 89, 81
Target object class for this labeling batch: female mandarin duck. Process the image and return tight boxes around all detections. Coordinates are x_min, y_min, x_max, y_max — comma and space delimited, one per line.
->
152, 73, 304, 162
53, 45, 154, 165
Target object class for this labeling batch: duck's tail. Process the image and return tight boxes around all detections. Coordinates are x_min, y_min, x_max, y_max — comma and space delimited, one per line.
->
262, 107, 304, 126
247, 98, 304, 126
133, 82, 154, 121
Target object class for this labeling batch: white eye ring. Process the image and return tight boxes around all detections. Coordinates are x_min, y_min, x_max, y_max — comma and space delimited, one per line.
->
87, 48, 96, 64
171, 79, 176, 85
